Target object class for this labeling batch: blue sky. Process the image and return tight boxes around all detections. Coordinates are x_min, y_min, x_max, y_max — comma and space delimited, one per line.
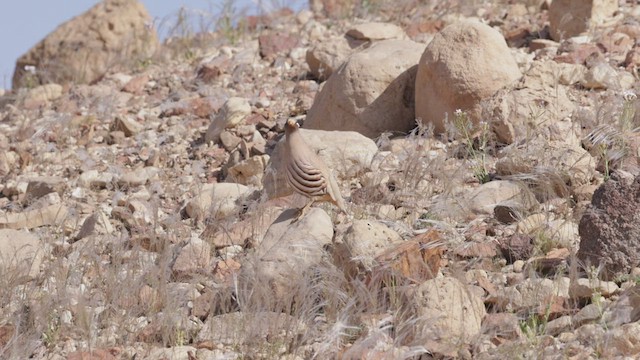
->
0, 1, 305, 89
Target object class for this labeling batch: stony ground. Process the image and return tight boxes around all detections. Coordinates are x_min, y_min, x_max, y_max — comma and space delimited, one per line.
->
1, 0, 640, 359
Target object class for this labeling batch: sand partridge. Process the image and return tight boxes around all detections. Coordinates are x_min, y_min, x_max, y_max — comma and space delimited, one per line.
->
283, 118, 347, 218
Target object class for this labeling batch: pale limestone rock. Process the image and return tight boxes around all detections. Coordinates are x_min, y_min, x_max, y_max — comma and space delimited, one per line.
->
226, 154, 270, 186
581, 62, 635, 91
334, 220, 403, 275
306, 39, 424, 137
113, 115, 144, 137
407, 277, 486, 347
22, 84, 63, 107
196, 311, 304, 346
172, 237, 212, 277
205, 97, 251, 143
416, 20, 521, 134
465, 180, 537, 216
0, 204, 68, 229
0, 229, 43, 280
185, 183, 251, 221
482, 60, 580, 144
306, 35, 356, 80
549, 0, 618, 41
118, 166, 160, 186
496, 138, 596, 195
239, 208, 333, 301
346, 22, 407, 41
570, 278, 619, 299
78, 170, 115, 188
144, 346, 199, 360
13, 0, 158, 88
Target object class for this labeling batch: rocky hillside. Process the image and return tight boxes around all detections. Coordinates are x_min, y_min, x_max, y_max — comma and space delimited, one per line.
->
1, 0, 640, 359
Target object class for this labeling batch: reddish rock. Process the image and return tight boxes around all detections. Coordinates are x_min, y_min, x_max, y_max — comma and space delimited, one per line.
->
371, 229, 444, 285
245, 8, 294, 30
505, 27, 532, 48
499, 234, 534, 263
0, 324, 14, 348
405, 20, 445, 38
213, 258, 241, 285
121, 74, 149, 94
196, 55, 231, 83
578, 172, 640, 280
482, 313, 523, 341
190, 97, 222, 118
624, 46, 640, 71
258, 32, 299, 59
554, 43, 603, 65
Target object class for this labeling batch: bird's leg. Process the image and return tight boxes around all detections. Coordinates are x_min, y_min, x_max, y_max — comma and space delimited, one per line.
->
293, 200, 314, 222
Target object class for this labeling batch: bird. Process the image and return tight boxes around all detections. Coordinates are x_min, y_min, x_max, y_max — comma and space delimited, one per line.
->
283, 118, 347, 219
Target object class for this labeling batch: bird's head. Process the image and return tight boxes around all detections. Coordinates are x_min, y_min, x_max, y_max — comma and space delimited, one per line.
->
285, 118, 299, 135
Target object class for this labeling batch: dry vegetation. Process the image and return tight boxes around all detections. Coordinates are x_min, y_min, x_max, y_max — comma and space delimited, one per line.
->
1, 0, 640, 359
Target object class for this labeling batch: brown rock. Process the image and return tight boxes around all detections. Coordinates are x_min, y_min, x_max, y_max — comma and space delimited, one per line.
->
13, 0, 158, 88
578, 172, 640, 279
219, 130, 241, 151
0, 324, 14, 348
371, 229, 444, 284
24, 176, 66, 203
499, 234, 534, 263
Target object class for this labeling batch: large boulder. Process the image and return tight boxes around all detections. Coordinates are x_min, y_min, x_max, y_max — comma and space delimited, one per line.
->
482, 61, 580, 144
239, 208, 333, 301
305, 39, 424, 138
549, 0, 618, 41
263, 128, 378, 199
12, 0, 158, 88
578, 172, 640, 280
415, 20, 521, 134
